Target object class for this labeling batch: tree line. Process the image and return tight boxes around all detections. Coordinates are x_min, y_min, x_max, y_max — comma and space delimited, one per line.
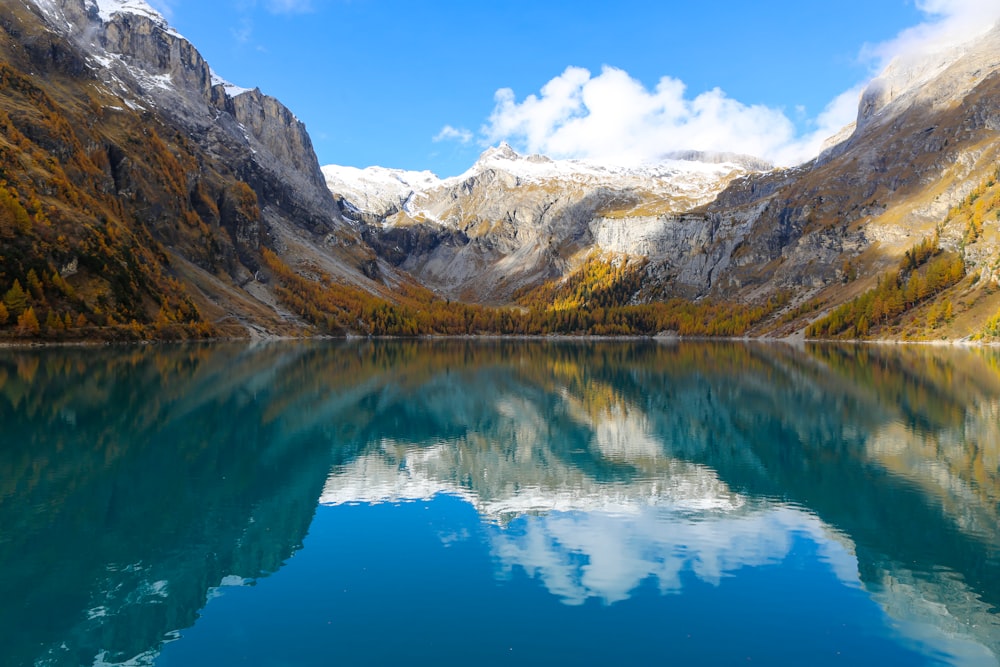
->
806, 235, 965, 339
263, 249, 777, 337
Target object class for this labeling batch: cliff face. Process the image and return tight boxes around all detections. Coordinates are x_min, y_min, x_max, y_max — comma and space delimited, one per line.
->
222, 91, 324, 187
67, 0, 340, 233
618, 26, 1000, 308
684, 26, 1000, 303
2, 0, 387, 338
336, 146, 762, 302
324, 24, 1000, 335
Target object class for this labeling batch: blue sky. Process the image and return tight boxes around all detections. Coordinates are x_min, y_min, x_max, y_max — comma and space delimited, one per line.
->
149, 0, 996, 175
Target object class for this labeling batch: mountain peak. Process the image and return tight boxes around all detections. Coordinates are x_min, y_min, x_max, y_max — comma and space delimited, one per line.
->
91, 0, 167, 24
28, 0, 179, 38
476, 142, 521, 164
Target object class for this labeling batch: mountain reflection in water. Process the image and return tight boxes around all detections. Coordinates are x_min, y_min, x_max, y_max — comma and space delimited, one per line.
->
1, 341, 998, 666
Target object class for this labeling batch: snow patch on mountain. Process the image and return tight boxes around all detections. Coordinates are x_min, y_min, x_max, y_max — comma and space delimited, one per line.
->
25, 0, 73, 30
324, 142, 769, 223
463, 141, 764, 186
211, 70, 252, 98
323, 164, 443, 219
88, 0, 182, 38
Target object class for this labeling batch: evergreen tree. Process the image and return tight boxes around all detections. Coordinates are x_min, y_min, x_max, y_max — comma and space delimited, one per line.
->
45, 309, 62, 331
3, 280, 28, 316
26, 269, 44, 300
16, 307, 40, 336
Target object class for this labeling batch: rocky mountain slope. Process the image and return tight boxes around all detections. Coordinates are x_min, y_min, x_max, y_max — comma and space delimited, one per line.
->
0, 0, 393, 339
326, 145, 769, 302
324, 24, 1000, 338
2, 0, 1000, 340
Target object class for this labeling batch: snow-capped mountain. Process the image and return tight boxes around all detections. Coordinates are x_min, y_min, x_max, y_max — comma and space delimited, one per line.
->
17, 0, 380, 336
324, 143, 768, 301
323, 23, 1000, 311
322, 164, 443, 220
325, 142, 765, 225
7, 0, 1000, 338
92, 0, 166, 23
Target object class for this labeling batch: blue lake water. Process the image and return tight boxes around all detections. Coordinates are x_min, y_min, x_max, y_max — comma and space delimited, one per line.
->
1, 340, 998, 666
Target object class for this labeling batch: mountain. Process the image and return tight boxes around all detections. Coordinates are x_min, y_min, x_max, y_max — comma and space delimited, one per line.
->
0, 0, 396, 339
2, 1, 1000, 340
324, 25, 1000, 338
326, 144, 767, 302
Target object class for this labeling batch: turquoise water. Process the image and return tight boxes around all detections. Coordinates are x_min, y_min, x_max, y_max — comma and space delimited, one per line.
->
1, 341, 998, 666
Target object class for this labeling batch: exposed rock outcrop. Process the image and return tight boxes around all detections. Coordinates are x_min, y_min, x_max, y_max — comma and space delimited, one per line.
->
324, 23, 1000, 313
329, 144, 762, 301
29, 0, 360, 251
17, 0, 385, 335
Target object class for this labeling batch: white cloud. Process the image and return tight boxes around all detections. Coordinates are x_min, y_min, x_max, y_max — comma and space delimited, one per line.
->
433, 125, 473, 144
770, 84, 866, 166
475, 2, 1000, 168
482, 66, 812, 167
864, 0, 1000, 68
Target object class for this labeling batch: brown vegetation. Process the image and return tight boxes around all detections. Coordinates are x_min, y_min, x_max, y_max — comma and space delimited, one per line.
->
263, 250, 778, 337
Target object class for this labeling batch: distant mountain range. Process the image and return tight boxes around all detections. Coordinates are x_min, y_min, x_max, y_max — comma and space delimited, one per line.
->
3, 0, 1000, 340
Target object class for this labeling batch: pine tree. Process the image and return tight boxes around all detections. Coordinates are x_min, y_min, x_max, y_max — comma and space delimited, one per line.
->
26, 269, 44, 300
3, 280, 27, 316
45, 309, 62, 331
16, 307, 40, 336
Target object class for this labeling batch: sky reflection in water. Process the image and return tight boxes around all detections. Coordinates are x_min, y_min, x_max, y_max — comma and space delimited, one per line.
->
0, 341, 998, 666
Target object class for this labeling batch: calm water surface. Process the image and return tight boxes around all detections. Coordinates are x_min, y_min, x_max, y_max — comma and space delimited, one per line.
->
1, 341, 999, 666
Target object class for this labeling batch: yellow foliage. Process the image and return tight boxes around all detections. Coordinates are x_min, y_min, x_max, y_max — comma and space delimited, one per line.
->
16, 306, 39, 336
807, 237, 965, 339
262, 248, 774, 337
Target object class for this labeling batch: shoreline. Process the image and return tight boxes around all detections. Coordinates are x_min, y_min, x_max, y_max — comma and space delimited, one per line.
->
0, 332, 997, 349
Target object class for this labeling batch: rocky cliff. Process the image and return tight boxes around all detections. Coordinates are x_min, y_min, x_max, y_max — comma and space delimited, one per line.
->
66, 0, 332, 211
324, 24, 1000, 337
2, 0, 394, 339
329, 144, 764, 302
4, 0, 1000, 339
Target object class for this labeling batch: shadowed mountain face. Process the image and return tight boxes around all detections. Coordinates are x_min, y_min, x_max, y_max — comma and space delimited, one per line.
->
0, 0, 383, 339
1, 341, 998, 665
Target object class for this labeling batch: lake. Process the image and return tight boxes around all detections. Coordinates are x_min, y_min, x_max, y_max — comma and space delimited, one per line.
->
1, 340, 998, 666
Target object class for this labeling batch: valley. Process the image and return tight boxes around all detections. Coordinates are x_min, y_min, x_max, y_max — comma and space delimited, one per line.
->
2, 0, 1000, 342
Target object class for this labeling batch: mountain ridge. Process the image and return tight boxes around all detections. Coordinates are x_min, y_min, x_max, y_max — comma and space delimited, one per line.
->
3, 0, 402, 339
2, 1, 1000, 340
327, 143, 767, 302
